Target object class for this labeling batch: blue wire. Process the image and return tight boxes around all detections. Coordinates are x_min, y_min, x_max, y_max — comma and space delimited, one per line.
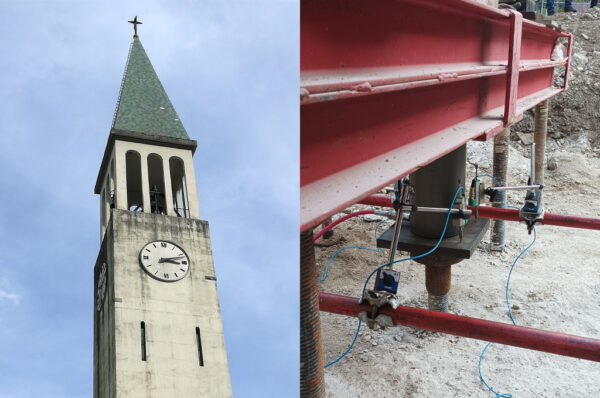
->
318, 218, 392, 283
324, 320, 362, 368
360, 186, 464, 299
506, 227, 537, 325
321, 219, 391, 368
478, 227, 537, 397
318, 246, 380, 283
324, 186, 464, 368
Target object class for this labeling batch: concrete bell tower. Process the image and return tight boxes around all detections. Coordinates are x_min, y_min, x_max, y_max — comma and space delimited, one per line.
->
93, 22, 232, 397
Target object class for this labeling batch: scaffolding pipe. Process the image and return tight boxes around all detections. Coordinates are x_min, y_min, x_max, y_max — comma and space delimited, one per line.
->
313, 210, 374, 241
358, 195, 600, 231
319, 292, 600, 362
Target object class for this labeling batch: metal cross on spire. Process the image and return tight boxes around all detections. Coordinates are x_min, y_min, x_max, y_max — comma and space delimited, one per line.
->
128, 16, 143, 37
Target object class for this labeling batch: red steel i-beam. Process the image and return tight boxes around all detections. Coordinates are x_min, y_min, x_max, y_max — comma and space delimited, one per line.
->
300, 0, 573, 232
319, 292, 600, 362
357, 195, 600, 231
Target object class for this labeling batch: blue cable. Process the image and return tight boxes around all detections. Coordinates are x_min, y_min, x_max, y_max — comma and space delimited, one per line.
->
318, 246, 380, 283
478, 227, 537, 397
360, 186, 464, 299
318, 218, 392, 283
506, 227, 536, 325
324, 186, 464, 368
321, 218, 391, 368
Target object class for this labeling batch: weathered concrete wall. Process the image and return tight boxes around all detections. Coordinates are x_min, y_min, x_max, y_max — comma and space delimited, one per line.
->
94, 209, 232, 397
94, 222, 117, 398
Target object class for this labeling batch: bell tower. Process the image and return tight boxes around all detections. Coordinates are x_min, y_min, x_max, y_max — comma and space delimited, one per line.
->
93, 21, 232, 397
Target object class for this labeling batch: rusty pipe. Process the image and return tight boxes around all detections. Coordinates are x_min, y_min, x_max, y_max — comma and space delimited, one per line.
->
534, 99, 549, 185
319, 292, 600, 362
300, 229, 325, 398
492, 126, 510, 251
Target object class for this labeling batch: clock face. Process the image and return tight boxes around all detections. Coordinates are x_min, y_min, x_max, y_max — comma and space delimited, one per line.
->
139, 240, 190, 282
96, 262, 107, 312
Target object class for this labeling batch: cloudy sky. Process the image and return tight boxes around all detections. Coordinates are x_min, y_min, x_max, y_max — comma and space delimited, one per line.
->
0, 1, 298, 397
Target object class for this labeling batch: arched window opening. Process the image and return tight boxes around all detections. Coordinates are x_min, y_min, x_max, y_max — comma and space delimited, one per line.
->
104, 175, 112, 217
169, 157, 189, 218
125, 151, 144, 211
109, 159, 116, 209
100, 188, 107, 228
147, 154, 166, 215
126, 151, 143, 212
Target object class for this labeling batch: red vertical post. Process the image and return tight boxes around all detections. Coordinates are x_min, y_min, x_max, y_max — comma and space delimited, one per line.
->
504, 10, 522, 126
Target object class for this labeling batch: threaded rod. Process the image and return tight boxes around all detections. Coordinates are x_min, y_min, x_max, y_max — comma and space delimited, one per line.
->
300, 229, 325, 398
491, 126, 510, 251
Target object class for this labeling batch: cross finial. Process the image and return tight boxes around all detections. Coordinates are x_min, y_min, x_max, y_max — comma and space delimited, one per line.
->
128, 16, 143, 38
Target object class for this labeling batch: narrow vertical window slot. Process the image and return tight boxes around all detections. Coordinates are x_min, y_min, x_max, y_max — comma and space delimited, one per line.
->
141, 321, 147, 361
196, 327, 204, 367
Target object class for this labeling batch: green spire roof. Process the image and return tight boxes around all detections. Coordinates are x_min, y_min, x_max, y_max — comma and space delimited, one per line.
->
112, 37, 189, 139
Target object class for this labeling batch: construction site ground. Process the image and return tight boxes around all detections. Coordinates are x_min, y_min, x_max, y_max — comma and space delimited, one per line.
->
315, 8, 600, 397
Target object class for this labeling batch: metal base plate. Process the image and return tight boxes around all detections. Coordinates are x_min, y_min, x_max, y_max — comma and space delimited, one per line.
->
377, 218, 490, 259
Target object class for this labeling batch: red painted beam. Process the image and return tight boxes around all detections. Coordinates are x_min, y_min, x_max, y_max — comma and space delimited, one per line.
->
357, 195, 600, 231
319, 292, 600, 362
300, 0, 572, 232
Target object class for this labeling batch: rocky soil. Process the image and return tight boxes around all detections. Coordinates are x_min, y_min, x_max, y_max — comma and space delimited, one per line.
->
514, 6, 600, 151
315, 8, 600, 397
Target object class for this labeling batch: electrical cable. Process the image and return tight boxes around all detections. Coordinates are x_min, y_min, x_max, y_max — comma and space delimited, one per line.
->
318, 218, 392, 283
478, 227, 537, 397
320, 218, 392, 368
479, 173, 520, 210
323, 186, 464, 368
360, 186, 464, 299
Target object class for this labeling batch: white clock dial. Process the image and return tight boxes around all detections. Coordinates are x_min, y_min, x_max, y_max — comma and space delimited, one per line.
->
139, 240, 190, 282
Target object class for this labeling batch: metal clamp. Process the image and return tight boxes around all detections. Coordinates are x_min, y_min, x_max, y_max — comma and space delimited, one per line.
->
520, 143, 544, 234
359, 289, 401, 330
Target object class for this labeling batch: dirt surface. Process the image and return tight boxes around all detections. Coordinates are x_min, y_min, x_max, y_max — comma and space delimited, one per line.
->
315, 9, 600, 397
514, 7, 600, 150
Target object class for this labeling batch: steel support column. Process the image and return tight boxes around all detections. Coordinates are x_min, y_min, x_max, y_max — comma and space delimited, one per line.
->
491, 127, 510, 251
300, 229, 325, 398
409, 145, 466, 311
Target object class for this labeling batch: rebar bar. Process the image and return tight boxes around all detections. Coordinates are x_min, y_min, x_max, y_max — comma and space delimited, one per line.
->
491, 127, 510, 251
534, 99, 549, 185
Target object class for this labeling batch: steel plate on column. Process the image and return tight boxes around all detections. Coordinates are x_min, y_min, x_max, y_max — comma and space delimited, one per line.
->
377, 218, 490, 259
